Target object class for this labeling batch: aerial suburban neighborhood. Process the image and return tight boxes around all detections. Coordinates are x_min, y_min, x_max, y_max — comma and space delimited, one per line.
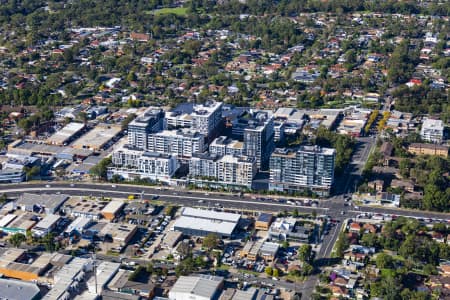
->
0, 0, 448, 300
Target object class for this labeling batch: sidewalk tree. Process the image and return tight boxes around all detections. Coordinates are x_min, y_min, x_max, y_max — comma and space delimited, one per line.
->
298, 244, 313, 263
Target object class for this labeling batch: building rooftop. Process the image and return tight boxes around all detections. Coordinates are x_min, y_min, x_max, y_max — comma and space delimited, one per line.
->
0, 214, 17, 227
174, 216, 238, 236
47, 122, 85, 145
99, 222, 137, 243
87, 261, 120, 294
72, 123, 122, 150
0, 249, 53, 276
10, 141, 93, 157
63, 197, 107, 217
34, 214, 60, 230
192, 101, 222, 117
272, 146, 336, 157
181, 207, 241, 223
65, 216, 92, 233
129, 108, 164, 128
422, 118, 444, 130
219, 155, 255, 164
17, 193, 69, 212
256, 213, 273, 223
409, 143, 448, 151
0, 278, 40, 300
161, 230, 183, 248
219, 288, 258, 300
233, 110, 273, 132
259, 242, 280, 256
170, 275, 224, 299
7, 213, 37, 231
44, 257, 91, 300
153, 129, 203, 139
101, 200, 125, 215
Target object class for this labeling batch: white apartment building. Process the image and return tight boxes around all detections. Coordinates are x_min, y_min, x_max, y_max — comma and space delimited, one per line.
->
209, 136, 244, 157
127, 108, 165, 150
269, 146, 336, 196
421, 118, 444, 143
109, 146, 179, 182
189, 154, 256, 188
166, 101, 223, 137
147, 129, 205, 158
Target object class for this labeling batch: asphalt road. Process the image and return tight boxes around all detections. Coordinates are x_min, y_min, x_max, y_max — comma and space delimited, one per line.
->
0, 182, 330, 214
2, 183, 447, 221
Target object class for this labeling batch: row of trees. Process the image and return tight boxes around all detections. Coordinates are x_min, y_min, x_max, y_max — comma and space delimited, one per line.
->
9, 232, 59, 252
214, 0, 449, 16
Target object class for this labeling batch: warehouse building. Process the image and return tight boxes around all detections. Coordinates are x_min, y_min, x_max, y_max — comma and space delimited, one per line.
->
173, 208, 240, 238
87, 261, 120, 295
99, 222, 137, 245
62, 197, 107, 220
107, 268, 156, 298
64, 217, 92, 235
161, 230, 183, 250
47, 122, 85, 146
0, 214, 17, 228
0, 249, 53, 281
268, 218, 313, 243
254, 213, 274, 231
240, 241, 279, 262
72, 123, 122, 151
169, 275, 224, 300
32, 214, 61, 237
8, 140, 93, 160
16, 193, 69, 214
101, 200, 125, 221
4, 212, 37, 234
43, 257, 92, 300
0, 278, 40, 300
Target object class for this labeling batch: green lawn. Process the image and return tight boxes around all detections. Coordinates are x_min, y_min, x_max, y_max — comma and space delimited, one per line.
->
150, 7, 188, 16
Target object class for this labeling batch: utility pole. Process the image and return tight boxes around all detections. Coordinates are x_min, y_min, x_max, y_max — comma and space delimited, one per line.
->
92, 245, 98, 295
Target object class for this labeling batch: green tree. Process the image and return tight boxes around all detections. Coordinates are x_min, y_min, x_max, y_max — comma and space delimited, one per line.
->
42, 233, 58, 252
376, 253, 393, 269
265, 266, 273, 276
301, 262, 314, 276
25, 165, 41, 179
90, 157, 112, 180
121, 113, 136, 130
9, 233, 26, 247
202, 233, 218, 250
335, 231, 349, 258
129, 266, 143, 281
298, 244, 312, 263
175, 257, 195, 277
